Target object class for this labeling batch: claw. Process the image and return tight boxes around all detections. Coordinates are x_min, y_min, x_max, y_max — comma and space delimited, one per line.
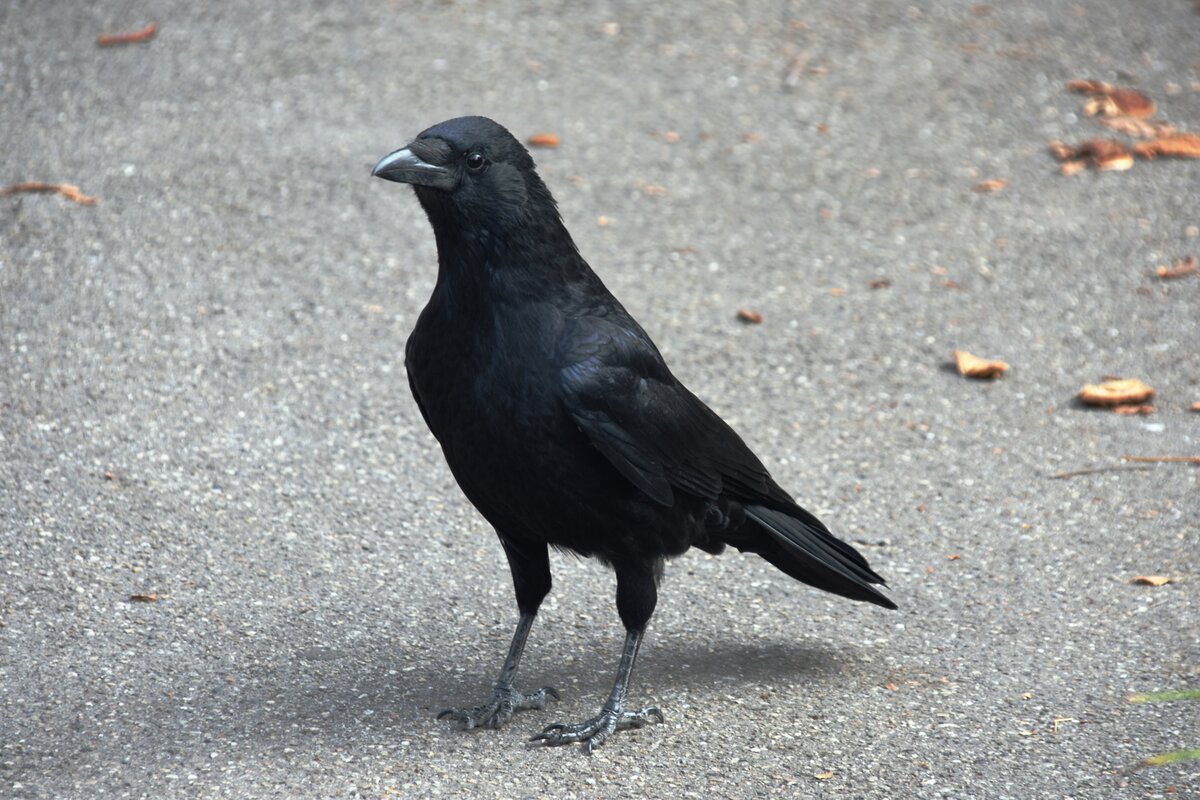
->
438, 685, 560, 731
529, 704, 665, 751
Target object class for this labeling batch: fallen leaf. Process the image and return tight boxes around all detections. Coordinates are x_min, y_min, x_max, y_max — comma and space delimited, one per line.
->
829, 287, 846, 296
1087, 139, 1135, 170
954, 350, 1009, 379
129, 592, 159, 602
1098, 116, 1177, 139
1059, 159, 1088, 176
974, 178, 1007, 192
1134, 133, 1200, 160
661, 131, 681, 143
1049, 139, 1134, 172
868, 278, 892, 289
1190, 402, 1200, 413
526, 132, 560, 148
1, 181, 97, 205
946, 554, 961, 560
737, 309, 763, 324
1079, 378, 1155, 407
1113, 405, 1155, 416
1129, 575, 1172, 587
1048, 140, 1077, 160
1155, 256, 1197, 280
884, 682, 898, 691
98, 22, 157, 46
1069, 80, 1156, 118
814, 771, 834, 780
1066, 78, 1111, 95
1140, 749, 1200, 769
1129, 689, 1200, 703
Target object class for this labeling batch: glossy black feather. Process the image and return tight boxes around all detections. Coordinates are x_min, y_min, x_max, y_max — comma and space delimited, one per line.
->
394, 116, 895, 617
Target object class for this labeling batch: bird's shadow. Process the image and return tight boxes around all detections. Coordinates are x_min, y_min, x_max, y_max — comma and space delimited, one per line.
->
219, 630, 855, 749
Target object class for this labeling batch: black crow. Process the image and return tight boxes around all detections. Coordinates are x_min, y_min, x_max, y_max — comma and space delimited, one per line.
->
372, 116, 895, 752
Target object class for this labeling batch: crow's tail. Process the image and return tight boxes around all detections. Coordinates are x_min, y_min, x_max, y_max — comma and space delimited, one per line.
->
742, 504, 897, 609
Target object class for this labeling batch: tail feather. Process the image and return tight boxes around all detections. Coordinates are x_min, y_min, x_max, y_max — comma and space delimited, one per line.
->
744, 504, 897, 610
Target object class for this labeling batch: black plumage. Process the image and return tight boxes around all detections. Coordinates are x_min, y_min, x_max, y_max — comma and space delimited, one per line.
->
372, 116, 895, 751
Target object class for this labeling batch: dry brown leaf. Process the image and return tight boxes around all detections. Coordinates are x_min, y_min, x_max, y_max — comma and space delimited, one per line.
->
1, 181, 98, 205
1066, 79, 1111, 94
1129, 575, 1172, 587
884, 682, 899, 691
1104, 88, 1156, 118
1048, 140, 1075, 160
1070, 80, 1156, 118
526, 132, 560, 148
1134, 132, 1200, 160
129, 592, 159, 602
1098, 116, 1177, 139
1155, 255, 1197, 280
1085, 139, 1135, 170
975, 178, 1007, 192
98, 22, 157, 46
868, 278, 892, 289
737, 309, 763, 324
1059, 159, 1088, 176
1049, 140, 1133, 172
1078, 378, 1155, 407
947, 554, 961, 560
954, 350, 1009, 379
1113, 404, 1155, 416
814, 771, 835, 780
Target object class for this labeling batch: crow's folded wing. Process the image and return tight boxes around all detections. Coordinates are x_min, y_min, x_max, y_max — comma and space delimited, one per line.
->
559, 321, 789, 509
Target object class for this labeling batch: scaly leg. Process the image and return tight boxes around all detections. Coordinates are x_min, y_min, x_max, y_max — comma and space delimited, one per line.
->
529, 627, 663, 752
438, 611, 559, 729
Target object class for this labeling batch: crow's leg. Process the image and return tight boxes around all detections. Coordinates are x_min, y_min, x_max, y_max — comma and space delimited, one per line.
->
529, 627, 663, 751
437, 611, 559, 729
531, 558, 665, 752
437, 539, 558, 730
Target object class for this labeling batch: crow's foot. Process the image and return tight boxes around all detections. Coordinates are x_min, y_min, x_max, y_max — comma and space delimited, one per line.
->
437, 685, 559, 730
530, 704, 664, 753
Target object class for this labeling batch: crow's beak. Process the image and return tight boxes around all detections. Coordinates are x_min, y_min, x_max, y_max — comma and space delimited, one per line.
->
372, 147, 455, 190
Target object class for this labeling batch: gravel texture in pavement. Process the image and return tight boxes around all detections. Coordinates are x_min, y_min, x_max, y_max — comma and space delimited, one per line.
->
2, 1, 1197, 797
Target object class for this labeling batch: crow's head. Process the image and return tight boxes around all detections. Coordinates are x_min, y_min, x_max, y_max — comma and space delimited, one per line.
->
372, 116, 553, 234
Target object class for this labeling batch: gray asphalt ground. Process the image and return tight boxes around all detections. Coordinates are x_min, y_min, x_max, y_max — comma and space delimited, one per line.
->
2, 1, 1198, 797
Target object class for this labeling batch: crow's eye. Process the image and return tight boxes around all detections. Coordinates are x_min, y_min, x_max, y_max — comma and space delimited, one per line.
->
465, 152, 486, 173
